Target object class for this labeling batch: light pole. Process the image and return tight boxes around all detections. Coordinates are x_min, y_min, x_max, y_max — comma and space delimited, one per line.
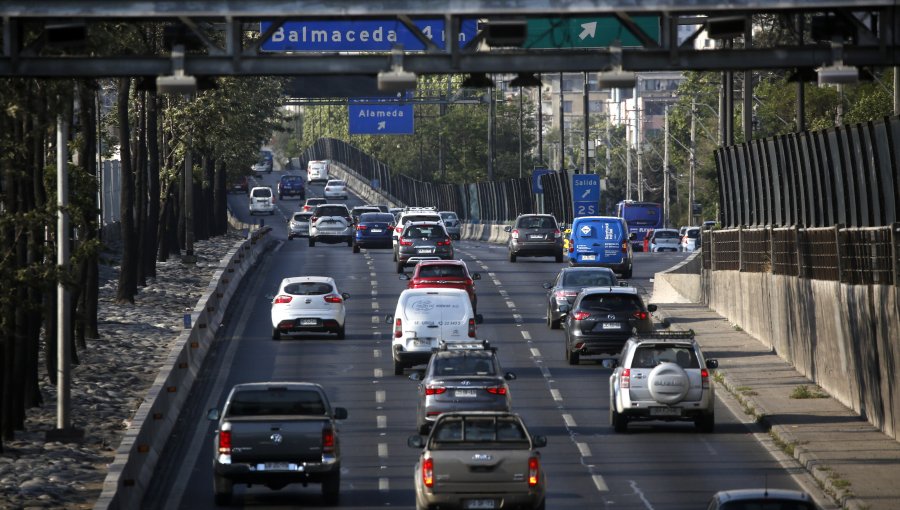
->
690, 100, 697, 226
559, 72, 565, 171
663, 106, 670, 228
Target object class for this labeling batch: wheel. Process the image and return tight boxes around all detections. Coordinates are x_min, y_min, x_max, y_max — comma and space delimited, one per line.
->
347, 238, 353, 247
695, 413, 715, 433
555, 251, 563, 263
336, 324, 345, 340
393, 360, 404, 376
309, 238, 316, 247
509, 251, 517, 263
418, 421, 431, 435
396, 261, 404, 274
567, 346, 580, 365
623, 267, 633, 279
322, 472, 340, 506
549, 310, 560, 331
213, 475, 233, 506
272, 328, 281, 340
288, 235, 293, 241
352, 243, 360, 253
611, 405, 628, 433
535, 498, 546, 510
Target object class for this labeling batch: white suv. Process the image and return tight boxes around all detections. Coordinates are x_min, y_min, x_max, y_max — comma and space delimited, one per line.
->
248, 186, 275, 215
609, 331, 718, 433
392, 207, 444, 259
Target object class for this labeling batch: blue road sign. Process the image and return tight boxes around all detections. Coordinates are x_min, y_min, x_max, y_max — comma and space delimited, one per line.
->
261, 19, 478, 52
531, 168, 553, 194
572, 174, 600, 218
573, 201, 599, 217
348, 99, 414, 135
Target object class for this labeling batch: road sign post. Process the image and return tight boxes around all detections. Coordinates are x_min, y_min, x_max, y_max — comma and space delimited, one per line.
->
572, 174, 601, 218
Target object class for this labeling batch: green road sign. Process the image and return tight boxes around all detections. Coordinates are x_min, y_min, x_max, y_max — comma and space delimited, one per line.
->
525, 16, 660, 49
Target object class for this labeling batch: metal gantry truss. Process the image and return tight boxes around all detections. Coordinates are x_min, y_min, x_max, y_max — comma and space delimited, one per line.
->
1, 1, 899, 77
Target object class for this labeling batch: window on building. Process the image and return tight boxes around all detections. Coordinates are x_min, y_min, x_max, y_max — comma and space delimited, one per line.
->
563, 101, 573, 113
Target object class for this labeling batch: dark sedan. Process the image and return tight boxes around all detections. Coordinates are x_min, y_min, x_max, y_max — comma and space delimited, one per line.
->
542, 267, 619, 329
396, 221, 453, 273
560, 287, 656, 365
353, 212, 395, 252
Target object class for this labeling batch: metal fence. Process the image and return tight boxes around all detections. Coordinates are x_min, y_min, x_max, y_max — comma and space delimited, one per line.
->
715, 115, 900, 228
704, 224, 899, 285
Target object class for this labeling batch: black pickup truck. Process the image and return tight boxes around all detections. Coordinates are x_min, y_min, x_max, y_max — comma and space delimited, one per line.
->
207, 382, 348, 505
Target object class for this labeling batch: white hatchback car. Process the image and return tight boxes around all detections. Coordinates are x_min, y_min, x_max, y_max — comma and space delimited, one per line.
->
649, 228, 681, 252
681, 227, 701, 252
270, 276, 349, 340
323, 179, 348, 200
248, 186, 275, 215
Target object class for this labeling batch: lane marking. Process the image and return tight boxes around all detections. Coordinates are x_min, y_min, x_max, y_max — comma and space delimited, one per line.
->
379, 478, 389, 491
699, 437, 717, 456
550, 389, 562, 401
377, 415, 387, 429
370, 272, 377, 277
375, 390, 385, 403
576, 442, 592, 457
371, 290, 378, 296
373, 349, 381, 358
374, 368, 383, 378
512, 313, 523, 323
593, 475, 609, 492
562, 414, 576, 427
371, 301, 379, 309
506, 301, 516, 309
627, 480, 655, 509
499, 289, 509, 297
488, 272, 496, 278
520, 331, 531, 340
530, 348, 541, 357
378, 443, 388, 458
540, 367, 551, 379
371, 316, 380, 323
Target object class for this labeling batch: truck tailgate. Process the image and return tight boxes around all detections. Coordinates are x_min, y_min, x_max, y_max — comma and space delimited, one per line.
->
431, 450, 531, 488
227, 416, 326, 463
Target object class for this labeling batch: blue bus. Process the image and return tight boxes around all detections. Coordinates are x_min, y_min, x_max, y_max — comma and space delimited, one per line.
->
615, 200, 663, 251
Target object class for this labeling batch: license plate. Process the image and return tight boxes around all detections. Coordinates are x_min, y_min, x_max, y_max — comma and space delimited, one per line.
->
417, 248, 434, 254
529, 234, 544, 239
650, 407, 682, 417
300, 319, 317, 326
371, 228, 383, 233
600, 322, 621, 330
465, 500, 496, 509
581, 254, 596, 261
454, 390, 477, 398
262, 462, 292, 471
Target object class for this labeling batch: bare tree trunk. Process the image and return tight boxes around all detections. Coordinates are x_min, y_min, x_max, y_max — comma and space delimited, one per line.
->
78, 80, 100, 340
135, 90, 147, 287
23, 91, 45, 407
116, 77, 138, 303
145, 91, 160, 278
213, 159, 227, 235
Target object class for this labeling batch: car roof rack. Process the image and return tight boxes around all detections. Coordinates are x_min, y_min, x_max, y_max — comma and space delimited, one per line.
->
631, 330, 696, 340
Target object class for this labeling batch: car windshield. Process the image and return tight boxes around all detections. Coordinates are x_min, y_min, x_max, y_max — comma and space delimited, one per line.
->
518, 216, 556, 229
432, 355, 495, 376
417, 265, 466, 278
579, 294, 643, 312
562, 271, 615, 287
717, 500, 818, 510
360, 213, 394, 223
430, 417, 529, 449
227, 389, 326, 417
631, 344, 699, 369
403, 225, 445, 239
283, 281, 333, 295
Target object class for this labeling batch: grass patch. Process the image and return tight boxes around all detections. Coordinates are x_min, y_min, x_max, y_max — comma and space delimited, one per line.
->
790, 385, 828, 399
735, 386, 759, 396
769, 431, 797, 456
732, 324, 743, 331
713, 371, 725, 385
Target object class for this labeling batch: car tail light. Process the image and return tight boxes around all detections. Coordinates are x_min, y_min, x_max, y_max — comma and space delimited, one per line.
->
486, 386, 507, 395
399, 237, 413, 246
528, 457, 540, 487
322, 425, 335, 453
573, 311, 591, 321
468, 318, 476, 338
324, 294, 343, 304
310, 216, 319, 223
701, 368, 710, 389
554, 290, 577, 300
388, 225, 395, 231
273, 295, 292, 304
511, 229, 519, 240
218, 430, 232, 454
425, 386, 446, 395
436, 239, 451, 246
633, 311, 648, 320
394, 318, 403, 338
553, 229, 561, 238
622, 242, 628, 253
422, 458, 434, 488
568, 244, 574, 253
620, 368, 631, 389
357, 224, 367, 231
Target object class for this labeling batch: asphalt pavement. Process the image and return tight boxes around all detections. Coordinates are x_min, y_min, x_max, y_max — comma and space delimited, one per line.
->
654, 302, 900, 510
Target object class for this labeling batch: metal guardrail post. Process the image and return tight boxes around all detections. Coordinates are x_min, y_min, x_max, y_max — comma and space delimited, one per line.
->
892, 222, 900, 286
738, 225, 744, 272
834, 223, 844, 283
794, 225, 803, 278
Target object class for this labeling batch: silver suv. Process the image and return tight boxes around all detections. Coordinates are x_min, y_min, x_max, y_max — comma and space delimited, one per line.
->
609, 331, 718, 433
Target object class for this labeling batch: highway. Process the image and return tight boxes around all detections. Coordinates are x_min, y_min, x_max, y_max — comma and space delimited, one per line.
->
143, 170, 809, 509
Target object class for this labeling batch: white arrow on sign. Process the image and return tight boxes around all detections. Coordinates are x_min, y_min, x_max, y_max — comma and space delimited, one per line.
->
377, 121, 387, 130
581, 189, 591, 199
579, 22, 597, 41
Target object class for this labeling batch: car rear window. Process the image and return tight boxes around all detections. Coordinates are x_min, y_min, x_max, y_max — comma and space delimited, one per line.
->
579, 294, 643, 312
563, 271, 615, 287
716, 500, 818, 510
292, 213, 312, 221
306, 198, 326, 205
654, 231, 679, 239
631, 344, 699, 369
404, 214, 440, 224
251, 188, 272, 198
686, 229, 701, 238
417, 265, 466, 278
227, 388, 326, 417
432, 354, 495, 376
517, 216, 557, 229
403, 225, 445, 239
361, 213, 395, 223
440, 212, 459, 220
316, 206, 348, 216
283, 281, 333, 295
430, 416, 528, 448
281, 176, 302, 183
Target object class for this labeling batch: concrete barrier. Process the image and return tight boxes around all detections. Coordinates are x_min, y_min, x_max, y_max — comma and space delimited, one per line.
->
652, 252, 702, 303
94, 226, 275, 509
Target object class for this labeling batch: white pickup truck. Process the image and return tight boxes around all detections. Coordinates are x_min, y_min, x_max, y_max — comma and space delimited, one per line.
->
207, 382, 348, 505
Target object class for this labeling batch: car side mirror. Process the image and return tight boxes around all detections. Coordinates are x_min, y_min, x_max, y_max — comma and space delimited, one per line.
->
504, 226, 512, 232
207, 408, 220, 421
471, 273, 481, 280
409, 372, 422, 381
532, 435, 548, 448
407, 435, 425, 448
342, 293, 350, 301
629, 232, 636, 240
542, 282, 552, 290
333, 407, 349, 420
475, 314, 484, 324
706, 359, 719, 369
384, 314, 394, 324
505, 372, 517, 381
647, 304, 657, 312
399, 274, 410, 281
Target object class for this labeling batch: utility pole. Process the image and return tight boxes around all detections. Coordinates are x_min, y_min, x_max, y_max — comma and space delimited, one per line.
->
625, 124, 633, 201
559, 72, 565, 171
690, 99, 697, 226
582, 72, 589, 175
487, 85, 495, 180
537, 73, 543, 165
663, 106, 670, 228
743, 19, 753, 141
605, 108, 611, 178
518, 86, 524, 178
636, 105, 643, 202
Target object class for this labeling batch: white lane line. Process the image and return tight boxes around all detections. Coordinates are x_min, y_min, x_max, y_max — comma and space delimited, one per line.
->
488, 272, 496, 278
375, 390, 386, 403
371, 301, 379, 309
379, 478, 390, 491
506, 301, 515, 309
373, 349, 381, 358
377, 415, 387, 429
562, 414, 576, 427
540, 366, 551, 378
699, 437, 717, 456
593, 475, 609, 492
378, 443, 388, 458
512, 314, 523, 323
498, 289, 509, 297
371, 290, 378, 296
520, 331, 531, 340
374, 368, 383, 378
530, 348, 541, 357
371, 315, 380, 323
576, 442, 592, 457
628, 480, 654, 509
550, 389, 562, 401
370, 272, 377, 277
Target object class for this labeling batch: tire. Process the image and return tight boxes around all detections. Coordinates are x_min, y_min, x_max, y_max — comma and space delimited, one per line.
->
509, 251, 517, 263
535, 499, 546, 510
352, 243, 360, 253
322, 472, 340, 506
213, 475, 233, 506
623, 267, 633, 279
309, 238, 316, 247
272, 328, 281, 340
418, 421, 431, 435
288, 235, 293, 241
611, 405, 628, 433
336, 324, 345, 340
567, 344, 580, 365
555, 252, 563, 263
548, 306, 560, 330
393, 360, 404, 376
416, 496, 429, 510
347, 238, 353, 247
695, 413, 715, 433
396, 261, 404, 274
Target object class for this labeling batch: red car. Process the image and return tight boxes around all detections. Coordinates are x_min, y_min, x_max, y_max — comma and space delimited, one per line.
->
399, 260, 481, 313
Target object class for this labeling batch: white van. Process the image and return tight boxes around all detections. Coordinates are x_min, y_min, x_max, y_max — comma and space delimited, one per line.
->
386, 288, 482, 375
249, 186, 275, 215
307, 160, 329, 184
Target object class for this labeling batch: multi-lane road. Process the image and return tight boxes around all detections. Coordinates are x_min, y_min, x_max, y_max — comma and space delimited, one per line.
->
143, 170, 812, 509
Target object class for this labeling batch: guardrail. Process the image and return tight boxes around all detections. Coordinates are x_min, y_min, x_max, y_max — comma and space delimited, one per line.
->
94, 226, 274, 510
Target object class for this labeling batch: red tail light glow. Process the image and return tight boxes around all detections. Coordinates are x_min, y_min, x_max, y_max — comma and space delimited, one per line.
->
528, 457, 540, 487
399, 237, 413, 246
633, 311, 648, 320
394, 318, 403, 338
572, 311, 591, 321
324, 294, 343, 303
388, 225, 395, 231
622, 242, 628, 253
620, 368, 631, 389
422, 458, 434, 488
310, 216, 319, 223
554, 290, 577, 300
468, 318, 476, 337
511, 229, 519, 239
701, 368, 710, 389
553, 229, 561, 238
425, 386, 446, 395
436, 239, 451, 246
322, 426, 335, 453
357, 224, 367, 231
218, 430, 232, 454
486, 386, 507, 395
273, 295, 292, 304
568, 244, 574, 253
